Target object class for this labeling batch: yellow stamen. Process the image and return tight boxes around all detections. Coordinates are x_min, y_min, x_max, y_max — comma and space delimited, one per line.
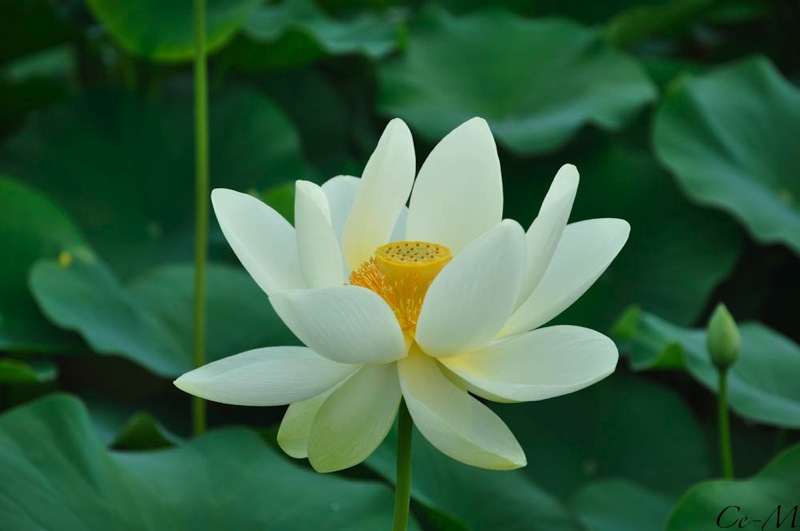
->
350, 241, 451, 335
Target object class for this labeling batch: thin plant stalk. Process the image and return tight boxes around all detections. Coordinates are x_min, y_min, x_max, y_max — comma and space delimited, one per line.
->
718, 369, 733, 479
392, 400, 413, 531
192, 0, 210, 436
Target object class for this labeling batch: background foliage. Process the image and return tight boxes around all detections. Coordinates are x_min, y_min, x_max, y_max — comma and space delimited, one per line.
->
1, 0, 799, 529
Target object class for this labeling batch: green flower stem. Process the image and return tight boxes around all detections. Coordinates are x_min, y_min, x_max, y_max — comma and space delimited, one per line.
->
718, 368, 733, 479
192, 0, 209, 436
393, 400, 413, 531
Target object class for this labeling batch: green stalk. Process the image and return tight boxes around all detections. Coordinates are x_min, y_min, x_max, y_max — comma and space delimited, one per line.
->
192, 0, 210, 436
718, 369, 733, 479
392, 400, 413, 531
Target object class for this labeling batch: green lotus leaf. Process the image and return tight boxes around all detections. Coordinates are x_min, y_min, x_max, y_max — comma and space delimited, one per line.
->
569, 480, 674, 531
615, 307, 800, 428
502, 130, 743, 330
222, 0, 402, 71
0, 357, 57, 384
379, 8, 656, 155
606, 0, 720, 48
654, 57, 800, 254
367, 424, 581, 530
30, 257, 297, 378
110, 411, 183, 450
433, 0, 668, 24
667, 444, 800, 531
86, 0, 262, 62
0, 177, 86, 351
0, 88, 304, 278
0, 393, 406, 529
496, 374, 711, 498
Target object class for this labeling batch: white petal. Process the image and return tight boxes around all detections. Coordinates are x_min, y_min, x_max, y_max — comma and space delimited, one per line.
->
501, 218, 630, 338
441, 326, 618, 402
211, 189, 304, 295
406, 117, 503, 254
294, 180, 344, 288
398, 350, 526, 470
308, 364, 401, 472
269, 286, 407, 364
322, 175, 408, 275
390, 205, 408, 242
416, 220, 526, 357
342, 119, 415, 270
321, 175, 359, 244
277, 387, 335, 459
173, 347, 356, 406
517, 164, 579, 306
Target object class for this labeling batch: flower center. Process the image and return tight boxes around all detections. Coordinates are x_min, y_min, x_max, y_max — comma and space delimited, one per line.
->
350, 241, 452, 336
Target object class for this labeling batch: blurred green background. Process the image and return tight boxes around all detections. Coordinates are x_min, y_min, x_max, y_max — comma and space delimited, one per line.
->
1, 0, 799, 529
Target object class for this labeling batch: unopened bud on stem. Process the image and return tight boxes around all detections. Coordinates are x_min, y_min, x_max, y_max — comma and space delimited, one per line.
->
707, 303, 740, 371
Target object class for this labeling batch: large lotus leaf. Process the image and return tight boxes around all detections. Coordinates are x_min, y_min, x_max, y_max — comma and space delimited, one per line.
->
0, 178, 86, 351
367, 425, 581, 530
0, 358, 57, 384
654, 57, 800, 254
433, 0, 669, 24
243, 0, 400, 57
0, 394, 405, 530
85, 0, 262, 62
569, 480, 674, 531
667, 444, 800, 531
82, 392, 189, 446
30, 256, 298, 378
502, 130, 743, 330
494, 374, 711, 498
111, 412, 183, 450
379, 8, 656, 155
614, 308, 800, 428
605, 0, 722, 48
221, 0, 402, 71
256, 68, 352, 178
0, 88, 304, 278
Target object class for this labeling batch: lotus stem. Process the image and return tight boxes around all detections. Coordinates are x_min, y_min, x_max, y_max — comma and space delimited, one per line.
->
718, 369, 733, 479
392, 400, 413, 531
192, 0, 209, 436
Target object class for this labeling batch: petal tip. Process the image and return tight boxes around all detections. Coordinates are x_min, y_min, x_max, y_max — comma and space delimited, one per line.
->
595, 218, 632, 244
386, 117, 412, 137
172, 374, 196, 395
277, 434, 308, 460
466, 116, 489, 127
210, 188, 231, 210
294, 179, 316, 192
499, 218, 525, 235
458, 116, 494, 139
555, 163, 579, 183
210, 187, 239, 202
308, 454, 346, 474
210, 187, 256, 217
615, 218, 632, 241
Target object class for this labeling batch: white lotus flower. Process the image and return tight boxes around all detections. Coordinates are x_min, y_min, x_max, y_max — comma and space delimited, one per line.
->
175, 117, 629, 472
